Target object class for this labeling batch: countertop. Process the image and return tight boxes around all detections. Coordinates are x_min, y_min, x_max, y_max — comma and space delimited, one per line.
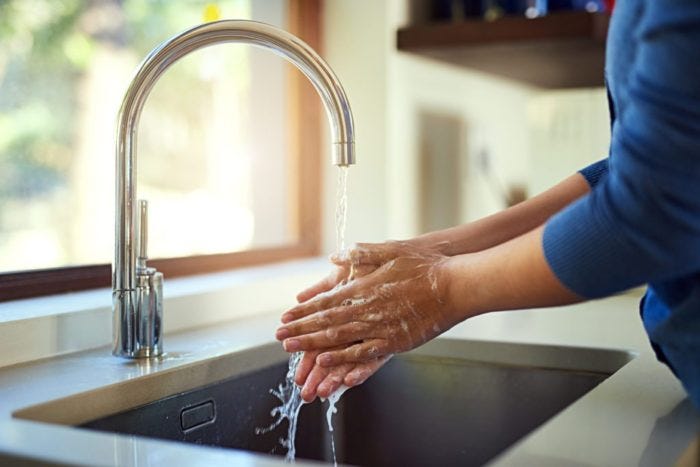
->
0, 291, 698, 466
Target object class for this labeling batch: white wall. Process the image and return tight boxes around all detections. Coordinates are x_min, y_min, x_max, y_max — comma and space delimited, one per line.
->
321, 0, 610, 254
386, 1, 534, 236
528, 88, 611, 195
321, 0, 391, 253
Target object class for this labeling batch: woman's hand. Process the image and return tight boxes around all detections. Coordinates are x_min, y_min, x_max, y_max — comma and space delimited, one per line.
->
295, 257, 375, 304
289, 241, 452, 401
294, 350, 391, 402
293, 253, 385, 401
295, 240, 449, 303
276, 243, 461, 367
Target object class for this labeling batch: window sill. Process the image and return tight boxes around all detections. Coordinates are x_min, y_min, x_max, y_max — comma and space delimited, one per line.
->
0, 258, 329, 369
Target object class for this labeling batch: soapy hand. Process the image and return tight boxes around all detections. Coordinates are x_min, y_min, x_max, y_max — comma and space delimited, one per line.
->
295, 240, 450, 303
292, 253, 386, 402
295, 260, 375, 304
277, 242, 458, 367
294, 349, 391, 402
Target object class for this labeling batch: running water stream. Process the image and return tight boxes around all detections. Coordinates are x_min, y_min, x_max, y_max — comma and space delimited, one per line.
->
259, 167, 349, 465
335, 166, 348, 253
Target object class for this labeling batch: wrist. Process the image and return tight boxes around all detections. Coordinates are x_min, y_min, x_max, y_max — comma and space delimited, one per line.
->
403, 235, 431, 250
407, 234, 454, 256
438, 255, 478, 327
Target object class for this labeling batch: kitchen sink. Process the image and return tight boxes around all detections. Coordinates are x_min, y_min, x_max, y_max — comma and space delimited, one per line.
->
14, 339, 634, 466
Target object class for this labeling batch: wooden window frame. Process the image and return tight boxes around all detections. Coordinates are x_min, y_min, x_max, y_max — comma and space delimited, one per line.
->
0, 0, 323, 303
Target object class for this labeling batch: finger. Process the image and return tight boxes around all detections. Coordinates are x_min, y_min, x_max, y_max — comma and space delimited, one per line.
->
295, 269, 345, 303
317, 339, 391, 366
317, 365, 352, 399
300, 363, 329, 402
329, 251, 349, 265
348, 264, 377, 281
294, 351, 318, 386
282, 297, 334, 324
344, 355, 392, 386
282, 290, 346, 324
296, 278, 334, 304
282, 321, 375, 352
323, 260, 377, 287
282, 281, 362, 324
276, 306, 356, 341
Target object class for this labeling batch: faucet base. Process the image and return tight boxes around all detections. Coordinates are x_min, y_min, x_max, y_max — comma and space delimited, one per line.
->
112, 347, 163, 359
112, 269, 163, 360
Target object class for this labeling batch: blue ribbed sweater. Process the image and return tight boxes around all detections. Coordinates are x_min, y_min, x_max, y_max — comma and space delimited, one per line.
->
542, 0, 700, 408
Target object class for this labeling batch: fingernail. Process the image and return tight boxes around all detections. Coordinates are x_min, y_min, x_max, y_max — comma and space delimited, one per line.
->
284, 339, 301, 352
275, 328, 290, 340
317, 353, 333, 366
348, 371, 364, 385
318, 383, 329, 395
281, 313, 293, 323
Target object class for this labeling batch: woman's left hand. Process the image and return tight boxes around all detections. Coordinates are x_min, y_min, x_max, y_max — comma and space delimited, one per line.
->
295, 350, 391, 402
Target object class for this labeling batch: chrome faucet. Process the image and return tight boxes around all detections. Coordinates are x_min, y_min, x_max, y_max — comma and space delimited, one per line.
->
113, 20, 355, 358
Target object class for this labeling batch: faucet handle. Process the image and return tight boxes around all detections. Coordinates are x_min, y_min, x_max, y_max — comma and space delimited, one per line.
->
137, 199, 149, 269
135, 198, 163, 357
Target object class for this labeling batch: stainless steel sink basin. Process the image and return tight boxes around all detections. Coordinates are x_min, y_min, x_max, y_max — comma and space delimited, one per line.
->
14, 339, 633, 466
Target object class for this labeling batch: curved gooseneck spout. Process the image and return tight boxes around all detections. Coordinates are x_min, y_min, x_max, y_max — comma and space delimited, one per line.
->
113, 20, 355, 358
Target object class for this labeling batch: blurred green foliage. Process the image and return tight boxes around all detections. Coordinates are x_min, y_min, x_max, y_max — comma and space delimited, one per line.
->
0, 0, 83, 198
0, 0, 242, 199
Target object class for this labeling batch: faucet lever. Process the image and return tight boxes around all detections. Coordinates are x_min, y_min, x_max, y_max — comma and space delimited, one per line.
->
137, 199, 149, 270
131, 198, 163, 357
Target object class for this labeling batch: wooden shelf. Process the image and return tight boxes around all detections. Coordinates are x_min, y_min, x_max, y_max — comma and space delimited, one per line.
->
397, 11, 609, 88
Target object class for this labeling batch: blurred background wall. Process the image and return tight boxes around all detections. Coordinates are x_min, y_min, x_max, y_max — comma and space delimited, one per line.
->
321, 0, 610, 254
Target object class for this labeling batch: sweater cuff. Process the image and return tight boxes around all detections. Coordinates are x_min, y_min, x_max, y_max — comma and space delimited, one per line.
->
578, 158, 609, 188
542, 190, 643, 299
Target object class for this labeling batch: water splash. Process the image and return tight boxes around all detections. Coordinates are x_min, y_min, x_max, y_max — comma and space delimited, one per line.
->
258, 167, 351, 463
322, 385, 349, 467
255, 352, 306, 462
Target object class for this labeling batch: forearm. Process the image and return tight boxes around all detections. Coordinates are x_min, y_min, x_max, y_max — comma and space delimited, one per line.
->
411, 173, 590, 256
443, 225, 583, 322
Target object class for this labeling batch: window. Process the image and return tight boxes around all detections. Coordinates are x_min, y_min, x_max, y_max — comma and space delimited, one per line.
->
0, 0, 322, 301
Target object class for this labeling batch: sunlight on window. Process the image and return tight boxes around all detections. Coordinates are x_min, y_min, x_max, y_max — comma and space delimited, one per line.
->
0, 0, 294, 272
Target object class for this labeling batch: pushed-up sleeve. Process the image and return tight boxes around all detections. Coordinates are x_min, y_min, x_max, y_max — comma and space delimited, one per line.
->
579, 158, 609, 188
543, 1, 700, 298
